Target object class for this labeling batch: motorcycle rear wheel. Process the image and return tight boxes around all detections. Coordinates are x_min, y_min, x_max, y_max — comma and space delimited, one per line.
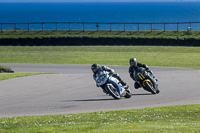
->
124, 90, 132, 98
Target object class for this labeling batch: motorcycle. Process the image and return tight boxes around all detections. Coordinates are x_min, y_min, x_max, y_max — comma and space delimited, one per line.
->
133, 67, 160, 94
95, 71, 132, 99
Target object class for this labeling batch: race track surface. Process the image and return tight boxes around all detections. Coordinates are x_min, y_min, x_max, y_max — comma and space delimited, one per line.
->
0, 63, 200, 117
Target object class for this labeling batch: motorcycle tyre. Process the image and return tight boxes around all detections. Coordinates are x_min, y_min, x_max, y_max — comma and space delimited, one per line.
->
144, 81, 157, 94
105, 84, 121, 99
156, 89, 160, 94
124, 90, 132, 98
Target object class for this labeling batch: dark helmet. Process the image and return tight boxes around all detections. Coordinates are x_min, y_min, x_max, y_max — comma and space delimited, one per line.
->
129, 58, 137, 68
91, 63, 100, 73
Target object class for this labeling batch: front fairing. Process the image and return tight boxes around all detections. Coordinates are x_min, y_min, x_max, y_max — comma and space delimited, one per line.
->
134, 67, 158, 89
95, 71, 125, 97
95, 71, 109, 86
134, 67, 147, 81
147, 72, 158, 89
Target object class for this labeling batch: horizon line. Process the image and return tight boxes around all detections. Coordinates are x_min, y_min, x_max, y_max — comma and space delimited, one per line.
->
0, 1, 198, 2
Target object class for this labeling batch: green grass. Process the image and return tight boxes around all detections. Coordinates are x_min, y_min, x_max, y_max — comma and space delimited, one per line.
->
0, 65, 55, 80
0, 65, 12, 71
0, 104, 199, 133
1, 30, 200, 39
0, 46, 199, 132
0, 72, 55, 80
0, 46, 200, 69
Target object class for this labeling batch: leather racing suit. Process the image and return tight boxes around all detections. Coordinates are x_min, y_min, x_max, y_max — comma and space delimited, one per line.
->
129, 62, 151, 89
93, 65, 128, 94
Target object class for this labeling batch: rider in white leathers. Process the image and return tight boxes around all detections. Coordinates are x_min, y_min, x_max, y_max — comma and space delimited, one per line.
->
91, 63, 129, 94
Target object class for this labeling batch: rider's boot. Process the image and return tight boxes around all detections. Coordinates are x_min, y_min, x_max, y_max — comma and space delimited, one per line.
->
119, 79, 129, 90
134, 82, 141, 89
123, 84, 129, 90
112, 73, 129, 90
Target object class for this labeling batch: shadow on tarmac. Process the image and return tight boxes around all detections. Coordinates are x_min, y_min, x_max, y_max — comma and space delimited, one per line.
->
131, 93, 152, 96
60, 98, 115, 102
61, 93, 152, 103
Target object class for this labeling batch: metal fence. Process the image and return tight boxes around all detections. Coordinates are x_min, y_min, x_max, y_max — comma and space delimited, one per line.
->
1, 21, 199, 32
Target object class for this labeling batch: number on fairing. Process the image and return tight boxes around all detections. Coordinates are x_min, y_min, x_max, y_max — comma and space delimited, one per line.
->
97, 74, 106, 83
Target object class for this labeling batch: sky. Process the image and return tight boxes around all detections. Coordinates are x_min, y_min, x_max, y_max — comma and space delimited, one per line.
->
0, 0, 199, 2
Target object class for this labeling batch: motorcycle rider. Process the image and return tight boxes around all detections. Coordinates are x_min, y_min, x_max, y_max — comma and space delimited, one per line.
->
129, 58, 153, 89
91, 63, 129, 94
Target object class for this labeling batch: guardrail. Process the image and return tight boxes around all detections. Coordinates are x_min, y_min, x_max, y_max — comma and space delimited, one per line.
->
1, 21, 199, 32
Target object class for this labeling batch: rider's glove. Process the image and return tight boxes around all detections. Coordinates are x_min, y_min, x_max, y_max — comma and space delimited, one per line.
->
110, 69, 115, 74
147, 70, 153, 75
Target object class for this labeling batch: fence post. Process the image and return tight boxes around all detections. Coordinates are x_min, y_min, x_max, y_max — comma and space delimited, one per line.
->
28, 23, 29, 32
177, 23, 179, 32
96, 23, 99, 32
151, 23, 152, 32
138, 24, 139, 32
164, 23, 166, 32
14, 23, 16, 32
124, 23, 126, 32
110, 23, 112, 32
56, 22, 58, 31
69, 22, 71, 31
1, 24, 2, 32
83, 22, 85, 32
190, 22, 192, 31
42, 22, 44, 32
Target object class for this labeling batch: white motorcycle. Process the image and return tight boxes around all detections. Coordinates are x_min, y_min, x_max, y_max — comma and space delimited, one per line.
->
95, 71, 132, 99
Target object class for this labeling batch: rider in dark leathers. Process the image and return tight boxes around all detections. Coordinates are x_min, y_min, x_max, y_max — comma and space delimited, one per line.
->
129, 58, 153, 89
91, 63, 129, 94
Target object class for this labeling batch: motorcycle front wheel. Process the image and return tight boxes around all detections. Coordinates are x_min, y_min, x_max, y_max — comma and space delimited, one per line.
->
105, 84, 121, 99
144, 81, 157, 94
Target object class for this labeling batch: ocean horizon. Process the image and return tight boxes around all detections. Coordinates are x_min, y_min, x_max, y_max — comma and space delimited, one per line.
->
1, 2, 200, 30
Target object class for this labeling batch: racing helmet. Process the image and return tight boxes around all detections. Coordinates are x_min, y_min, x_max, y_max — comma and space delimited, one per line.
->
91, 63, 100, 73
129, 58, 137, 68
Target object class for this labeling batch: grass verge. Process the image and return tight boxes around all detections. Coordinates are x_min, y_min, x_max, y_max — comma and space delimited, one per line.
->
0, 72, 55, 81
0, 65, 12, 70
0, 46, 200, 69
0, 104, 199, 133
0, 30, 200, 39
0, 46, 199, 132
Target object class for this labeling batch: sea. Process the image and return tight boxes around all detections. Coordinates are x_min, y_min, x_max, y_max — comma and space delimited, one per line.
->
1, 2, 200, 30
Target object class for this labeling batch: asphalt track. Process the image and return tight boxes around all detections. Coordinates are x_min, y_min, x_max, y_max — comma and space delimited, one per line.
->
0, 63, 200, 117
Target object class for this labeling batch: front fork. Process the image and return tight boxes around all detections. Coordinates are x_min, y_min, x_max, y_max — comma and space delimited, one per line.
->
148, 73, 158, 89
108, 78, 125, 96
